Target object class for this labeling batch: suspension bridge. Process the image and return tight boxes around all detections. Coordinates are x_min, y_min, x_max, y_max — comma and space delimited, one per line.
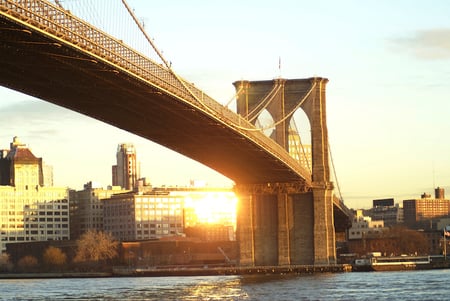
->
0, 0, 351, 266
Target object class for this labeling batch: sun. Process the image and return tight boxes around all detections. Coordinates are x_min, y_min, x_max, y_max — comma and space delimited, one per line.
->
185, 192, 237, 226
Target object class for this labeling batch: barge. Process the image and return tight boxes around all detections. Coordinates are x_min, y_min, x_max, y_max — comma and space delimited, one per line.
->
353, 254, 450, 272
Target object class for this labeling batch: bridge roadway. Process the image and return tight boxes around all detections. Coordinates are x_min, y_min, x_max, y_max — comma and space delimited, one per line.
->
0, 1, 351, 233
0, 0, 312, 186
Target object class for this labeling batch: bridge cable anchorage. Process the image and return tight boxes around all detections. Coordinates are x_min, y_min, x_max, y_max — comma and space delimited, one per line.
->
232, 82, 317, 132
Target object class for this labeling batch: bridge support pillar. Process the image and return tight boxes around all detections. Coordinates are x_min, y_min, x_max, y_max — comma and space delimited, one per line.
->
236, 193, 255, 266
236, 183, 335, 266
236, 190, 283, 266
277, 192, 292, 265
313, 183, 336, 265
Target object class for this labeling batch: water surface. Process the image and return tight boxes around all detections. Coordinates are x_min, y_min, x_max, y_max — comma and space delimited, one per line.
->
1, 269, 449, 300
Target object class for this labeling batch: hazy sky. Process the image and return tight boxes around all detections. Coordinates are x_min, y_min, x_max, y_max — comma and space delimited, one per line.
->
1, 0, 450, 209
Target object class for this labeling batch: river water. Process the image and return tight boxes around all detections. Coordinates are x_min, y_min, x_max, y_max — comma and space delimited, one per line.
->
1, 269, 449, 300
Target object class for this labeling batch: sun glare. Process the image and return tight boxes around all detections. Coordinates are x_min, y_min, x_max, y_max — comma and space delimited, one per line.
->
185, 193, 237, 226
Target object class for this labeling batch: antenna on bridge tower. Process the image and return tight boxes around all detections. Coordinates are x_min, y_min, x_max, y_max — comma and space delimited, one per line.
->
278, 56, 282, 78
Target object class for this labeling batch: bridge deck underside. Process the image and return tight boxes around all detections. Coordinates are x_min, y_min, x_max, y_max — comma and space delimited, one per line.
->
0, 16, 307, 185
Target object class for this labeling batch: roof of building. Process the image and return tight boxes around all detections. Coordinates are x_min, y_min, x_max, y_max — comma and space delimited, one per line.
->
8, 147, 41, 164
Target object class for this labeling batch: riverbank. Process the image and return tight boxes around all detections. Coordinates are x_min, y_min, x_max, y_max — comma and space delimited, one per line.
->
0, 272, 113, 279
0, 264, 352, 278
113, 264, 352, 277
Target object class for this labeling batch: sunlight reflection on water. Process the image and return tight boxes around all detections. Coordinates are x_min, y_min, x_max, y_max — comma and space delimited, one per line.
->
1, 270, 450, 300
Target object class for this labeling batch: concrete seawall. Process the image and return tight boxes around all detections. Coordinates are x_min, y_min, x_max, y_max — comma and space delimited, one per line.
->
114, 264, 352, 277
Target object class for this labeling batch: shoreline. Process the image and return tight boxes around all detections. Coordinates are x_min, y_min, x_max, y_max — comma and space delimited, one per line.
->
114, 264, 352, 277
0, 272, 113, 279
0, 264, 352, 279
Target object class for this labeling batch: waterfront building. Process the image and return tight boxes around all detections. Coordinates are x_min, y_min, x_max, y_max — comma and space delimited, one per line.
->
183, 188, 237, 229
348, 209, 385, 240
364, 198, 403, 227
403, 188, 450, 229
103, 186, 237, 242
112, 143, 139, 190
0, 137, 69, 253
435, 217, 450, 232
420, 229, 444, 255
103, 188, 184, 241
69, 181, 129, 239
120, 240, 237, 267
184, 224, 235, 241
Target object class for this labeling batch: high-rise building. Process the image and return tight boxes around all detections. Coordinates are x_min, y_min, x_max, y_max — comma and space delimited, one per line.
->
112, 143, 138, 190
69, 181, 128, 240
364, 198, 403, 227
0, 137, 69, 253
403, 187, 450, 229
3, 137, 43, 187
288, 129, 312, 171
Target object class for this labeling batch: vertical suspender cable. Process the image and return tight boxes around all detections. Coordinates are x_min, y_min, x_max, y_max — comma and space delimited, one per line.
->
121, 0, 171, 70
329, 143, 343, 201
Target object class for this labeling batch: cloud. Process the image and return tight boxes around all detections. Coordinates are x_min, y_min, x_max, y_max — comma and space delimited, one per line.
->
1, 99, 70, 116
0, 100, 76, 145
391, 28, 450, 60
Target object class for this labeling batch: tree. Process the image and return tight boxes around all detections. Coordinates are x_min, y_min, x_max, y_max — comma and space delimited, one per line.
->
17, 255, 38, 272
356, 226, 429, 256
43, 246, 67, 270
386, 226, 429, 255
0, 253, 13, 272
74, 230, 118, 263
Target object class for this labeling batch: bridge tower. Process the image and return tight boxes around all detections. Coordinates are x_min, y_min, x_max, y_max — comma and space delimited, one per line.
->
233, 77, 336, 266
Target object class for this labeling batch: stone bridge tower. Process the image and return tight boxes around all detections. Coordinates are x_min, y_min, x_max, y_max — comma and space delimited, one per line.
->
233, 77, 336, 266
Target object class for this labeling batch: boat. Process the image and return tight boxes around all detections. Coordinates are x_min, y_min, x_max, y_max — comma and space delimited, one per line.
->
352, 254, 434, 272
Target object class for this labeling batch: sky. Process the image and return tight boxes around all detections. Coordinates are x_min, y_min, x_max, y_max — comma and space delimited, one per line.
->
1, 0, 450, 209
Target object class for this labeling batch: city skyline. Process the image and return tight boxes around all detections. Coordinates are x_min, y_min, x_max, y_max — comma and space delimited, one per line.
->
1, 0, 450, 209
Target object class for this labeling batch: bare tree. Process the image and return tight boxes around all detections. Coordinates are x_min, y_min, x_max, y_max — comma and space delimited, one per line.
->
74, 230, 118, 263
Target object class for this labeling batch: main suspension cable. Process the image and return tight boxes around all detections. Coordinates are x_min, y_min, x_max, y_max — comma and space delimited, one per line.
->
329, 142, 343, 201
245, 83, 282, 121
